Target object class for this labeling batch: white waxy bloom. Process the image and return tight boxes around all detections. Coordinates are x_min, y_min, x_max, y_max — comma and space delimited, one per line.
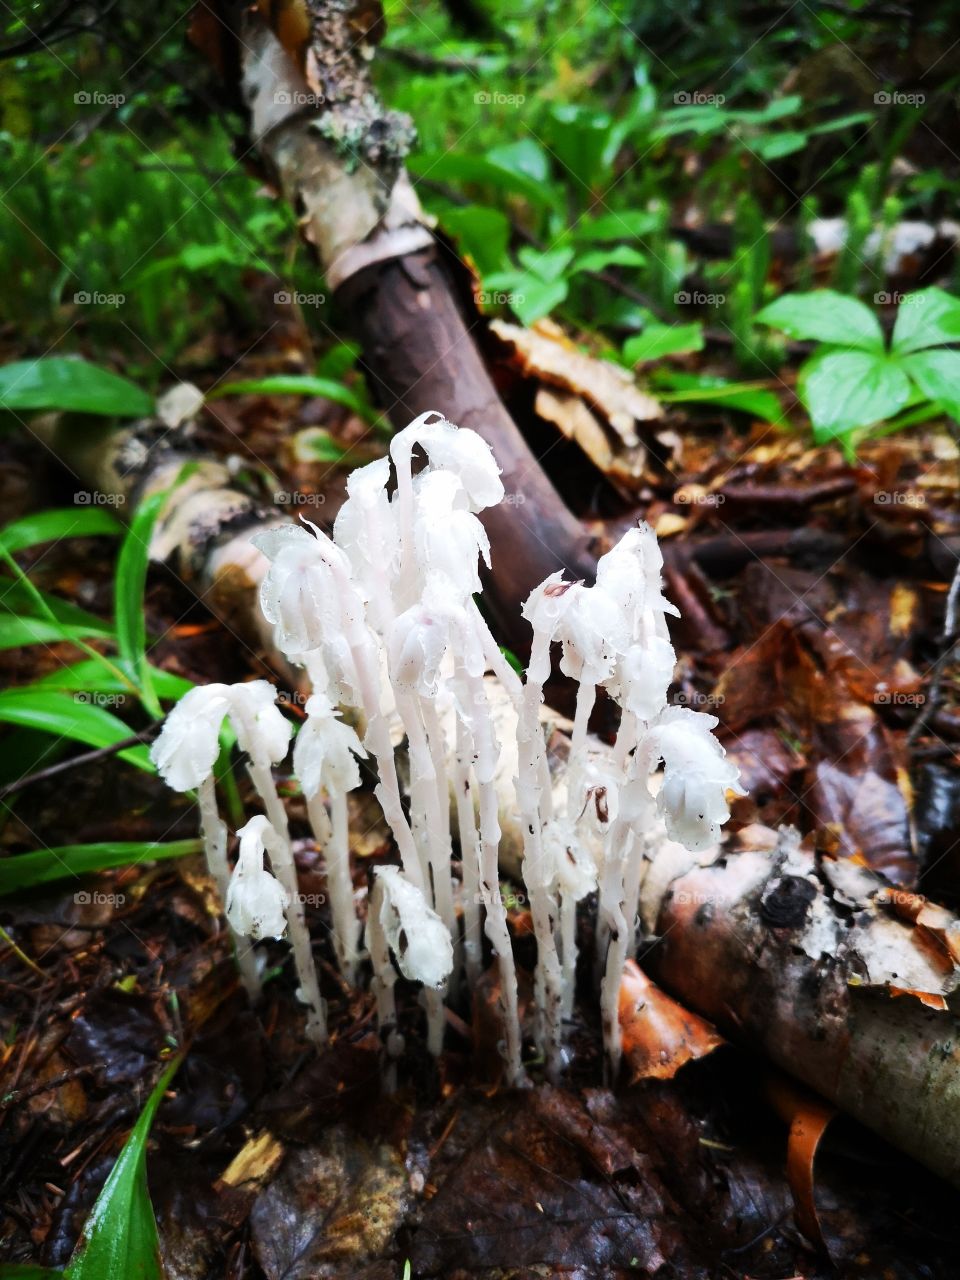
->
227, 679, 293, 767
332, 456, 398, 609
643, 706, 745, 852
595, 523, 679, 631
412, 471, 491, 600
606, 635, 676, 724
542, 818, 597, 902
373, 866, 454, 989
294, 694, 366, 798
556, 581, 628, 684
225, 815, 290, 940
521, 572, 580, 684
573, 759, 622, 837
391, 411, 504, 512
151, 683, 233, 791
387, 601, 452, 697
151, 680, 290, 790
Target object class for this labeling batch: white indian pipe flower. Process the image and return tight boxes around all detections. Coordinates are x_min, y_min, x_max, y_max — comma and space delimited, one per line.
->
390, 411, 504, 512
150, 680, 289, 791
556, 582, 628, 685
293, 694, 366, 799
253, 521, 365, 702
227, 679, 293, 768
606, 635, 677, 724
373, 866, 454, 989
412, 470, 491, 600
332, 456, 398, 618
225, 815, 290, 940
595, 523, 679, 633
541, 818, 598, 902
151, 683, 233, 791
643, 706, 745, 852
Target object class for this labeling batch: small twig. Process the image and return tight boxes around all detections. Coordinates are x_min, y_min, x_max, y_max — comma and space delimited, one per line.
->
0, 724, 160, 801
0, 924, 45, 978
0, 1066, 95, 1111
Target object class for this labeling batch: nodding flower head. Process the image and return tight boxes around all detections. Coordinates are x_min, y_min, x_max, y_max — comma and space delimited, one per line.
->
412, 470, 491, 600
373, 865, 454, 989
151, 680, 290, 791
293, 694, 366, 799
225, 815, 290, 940
605, 635, 676, 724
390, 410, 504, 512
595, 522, 679, 632
643, 706, 745, 852
332, 456, 396, 603
253, 521, 361, 658
151, 683, 233, 791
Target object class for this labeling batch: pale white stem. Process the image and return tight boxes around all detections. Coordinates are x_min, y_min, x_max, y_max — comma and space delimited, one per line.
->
307, 790, 359, 986
198, 774, 262, 1000
424, 989, 446, 1057
453, 710, 483, 988
594, 712, 638, 975
516, 661, 564, 1080
559, 892, 577, 1019
366, 876, 402, 1092
599, 828, 634, 1080
246, 756, 327, 1044
466, 670, 524, 1085
391, 436, 420, 612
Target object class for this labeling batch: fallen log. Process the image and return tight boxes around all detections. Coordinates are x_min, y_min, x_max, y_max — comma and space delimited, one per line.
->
637, 825, 960, 1188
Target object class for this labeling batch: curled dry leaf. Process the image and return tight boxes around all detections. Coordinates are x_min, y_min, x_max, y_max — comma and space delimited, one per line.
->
618, 959, 725, 1082
766, 1072, 836, 1253
490, 317, 664, 490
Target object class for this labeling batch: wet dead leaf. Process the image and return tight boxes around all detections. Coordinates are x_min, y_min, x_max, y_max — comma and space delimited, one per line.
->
619, 960, 725, 1082
218, 1131, 287, 1191
249, 1132, 410, 1279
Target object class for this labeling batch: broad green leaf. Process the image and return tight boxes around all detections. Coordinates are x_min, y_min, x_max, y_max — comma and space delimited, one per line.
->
207, 376, 376, 424
799, 349, 910, 443
408, 153, 552, 209
486, 138, 549, 183
0, 839, 202, 895
623, 323, 704, 363
572, 210, 662, 241
63, 1053, 183, 1280
0, 359, 153, 417
440, 205, 510, 275
653, 372, 783, 422
900, 348, 960, 419
891, 287, 960, 354
752, 131, 807, 160
572, 246, 646, 275
0, 508, 122, 554
0, 690, 152, 771
0, 1267, 61, 1278
510, 277, 569, 325
756, 290, 883, 351
516, 245, 575, 282
115, 492, 166, 718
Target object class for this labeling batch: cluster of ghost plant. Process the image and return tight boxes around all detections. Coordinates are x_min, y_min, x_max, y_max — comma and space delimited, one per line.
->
152, 411, 742, 1085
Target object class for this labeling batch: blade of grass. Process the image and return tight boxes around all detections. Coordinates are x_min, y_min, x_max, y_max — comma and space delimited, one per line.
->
114, 491, 168, 718
0, 838, 203, 895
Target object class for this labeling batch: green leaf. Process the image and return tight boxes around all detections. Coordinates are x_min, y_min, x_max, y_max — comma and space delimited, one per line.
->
752, 131, 807, 160
207, 376, 376, 424
756, 290, 884, 351
0, 359, 153, 417
0, 580, 112, 635
440, 205, 510, 275
510, 277, 569, 325
486, 138, 549, 183
572, 246, 646, 275
0, 690, 152, 771
900, 348, 960, 419
799, 349, 911, 443
408, 153, 552, 209
115, 492, 166, 718
653, 372, 783, 421
0, 617, 111, 651
63, 1053, 183, 1280
31, 660, 192, 701
0, 839, 202, 895
571, 210, 662, 241
623, 323, 704, 363
891, 287, 960, 354
0, 1266, 61, 1278
516, 245, 575, 282
0, 508, 122, 555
